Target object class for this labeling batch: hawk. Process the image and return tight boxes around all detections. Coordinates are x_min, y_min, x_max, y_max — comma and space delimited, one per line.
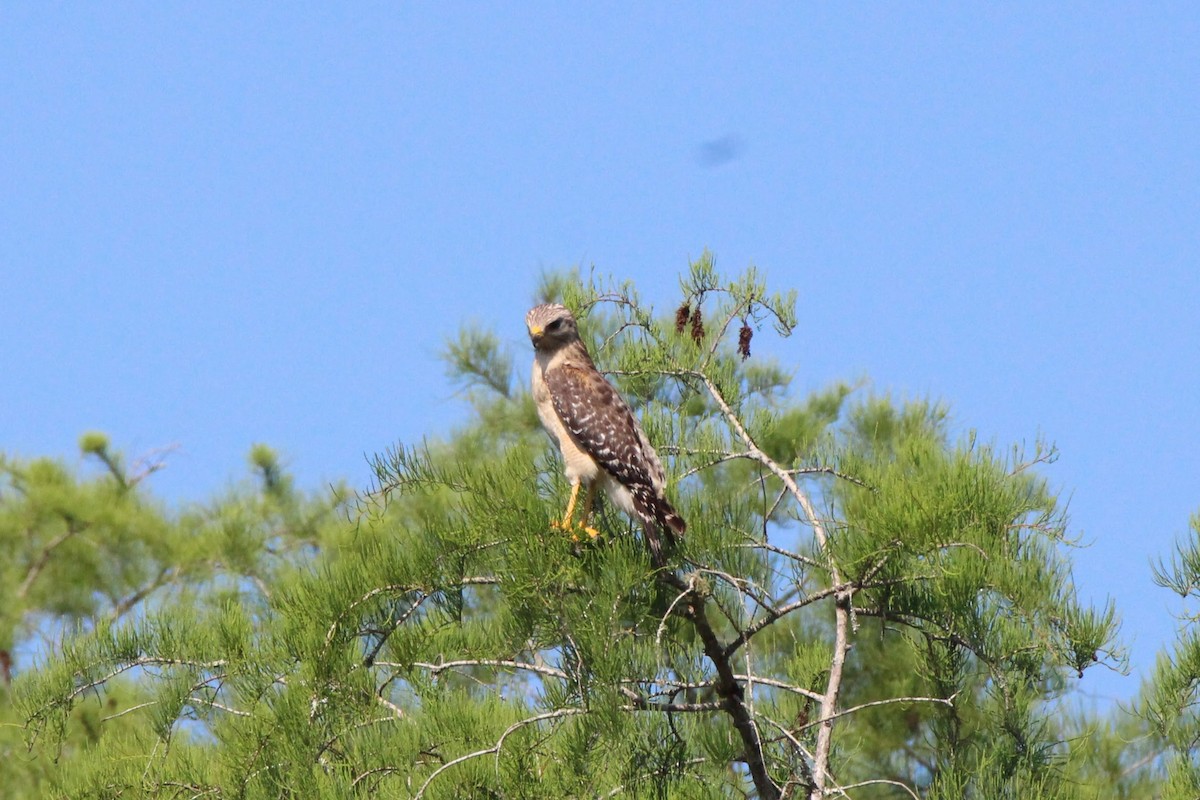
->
525, 303, 686, 562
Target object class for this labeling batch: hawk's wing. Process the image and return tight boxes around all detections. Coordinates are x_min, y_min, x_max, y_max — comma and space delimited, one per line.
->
544, 361, 663, 493
544, 360, 685, 544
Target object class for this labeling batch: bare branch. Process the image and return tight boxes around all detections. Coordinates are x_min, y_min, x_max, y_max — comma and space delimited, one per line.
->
678, 370, 850, 800
765, 485, 790, 526
600, 758, 710, 798
832, 779, 922, 800
350, 766, 401, 790
700, 298, 754, 369
412, 707, 585, 800
696, 567, 779, 619
656, 573, 699, 657
59, 657, 228, 707
724, 583, 848, 659
598, 320, 650, 354
187, 697, 252, 718
679, 451, 756, 480
659, 570, 781, 800
622, 699, 725, 713
101, 700, 158, 722
375, 694, 406, 719
325, 584, 424, 650
798, 693, 957, 733
786, 466, 874, 491
755, 710, 816, 765
411, 659, 569, 682
633, 674, 823, 704
129, 443, 181, 486
735, 539, 823, 570
322, 576, 500, 666
110, 566, 178, 619
17, 523, 81, 600
741, 674, 824, 703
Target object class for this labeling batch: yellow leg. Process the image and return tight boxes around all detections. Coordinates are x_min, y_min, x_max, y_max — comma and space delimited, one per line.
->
551, 480, 600, 540
552, 480, 582, 531
578, 482, 600, 539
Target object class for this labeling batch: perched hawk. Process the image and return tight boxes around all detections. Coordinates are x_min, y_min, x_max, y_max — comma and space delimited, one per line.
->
525, 303, 685, 562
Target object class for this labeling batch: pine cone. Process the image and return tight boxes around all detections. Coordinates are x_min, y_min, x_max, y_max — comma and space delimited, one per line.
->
675, 303, 691, 335
737, 323, 753, 360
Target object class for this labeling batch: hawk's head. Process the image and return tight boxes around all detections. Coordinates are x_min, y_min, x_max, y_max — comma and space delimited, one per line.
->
525, 303, 579, 352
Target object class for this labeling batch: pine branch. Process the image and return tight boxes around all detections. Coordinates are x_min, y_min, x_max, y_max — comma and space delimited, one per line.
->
17, 520, 81, 600
412, 707, 586, 799
796, 693, 957, 733
724, 582, 848, 659
47, 657, 230, 713
754, 710, 816, 776
622, 698, 726, 713
734, 539, 823, 570
658, 569, 782, 800
656, 366, 853, 799
410, 659, 569, 682
109, 565, 178, 619
599, 758, 710, 798
833, 778, 922, 800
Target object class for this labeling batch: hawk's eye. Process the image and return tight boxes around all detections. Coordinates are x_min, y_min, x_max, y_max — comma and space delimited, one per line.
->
546, 319, 563, 332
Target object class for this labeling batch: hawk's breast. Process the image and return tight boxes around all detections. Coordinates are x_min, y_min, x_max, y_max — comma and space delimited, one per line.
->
532, 354, 603, 483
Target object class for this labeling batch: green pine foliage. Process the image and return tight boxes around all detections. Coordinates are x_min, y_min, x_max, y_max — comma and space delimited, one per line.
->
1135, 512, 1200, 798
2, 261, 1154, 798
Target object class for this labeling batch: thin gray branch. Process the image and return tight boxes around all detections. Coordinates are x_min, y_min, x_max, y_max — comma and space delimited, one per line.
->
786, 466, 875, 491
63, 657, 228, 706
411, 659, 569, 682
17, 523, 80, 600
658, 570, 781, 800
622, 699, 725, 713
600, 758, 710, 798
832, 779, 921, 800
724, 583, 848, 659
735, 539, 824, 570
679, 451, 756, 480
412, 707, 585, 800
681, 369, 850, 800
797, 693, 957, 733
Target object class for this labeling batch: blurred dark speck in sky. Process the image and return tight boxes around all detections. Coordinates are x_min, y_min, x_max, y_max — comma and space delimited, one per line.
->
696, 134, 743, 168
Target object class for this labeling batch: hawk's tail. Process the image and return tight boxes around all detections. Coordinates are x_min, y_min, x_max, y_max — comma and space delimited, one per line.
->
631, 487, 686, 564
659, 504, 686, 539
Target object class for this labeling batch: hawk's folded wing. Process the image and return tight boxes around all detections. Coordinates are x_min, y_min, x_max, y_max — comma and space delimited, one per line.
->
544, 361, 685, 537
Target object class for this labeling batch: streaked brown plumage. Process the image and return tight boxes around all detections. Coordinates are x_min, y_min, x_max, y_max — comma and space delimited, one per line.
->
525, 303, 685, 561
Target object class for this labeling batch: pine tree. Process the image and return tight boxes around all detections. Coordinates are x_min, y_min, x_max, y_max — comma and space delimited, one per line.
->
0, 436, 346, 798
11, 261, 1122, 798
1135, 512, 1200, 799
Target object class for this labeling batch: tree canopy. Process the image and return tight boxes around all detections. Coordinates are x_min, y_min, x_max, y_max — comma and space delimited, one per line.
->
2, 261, 1192, 798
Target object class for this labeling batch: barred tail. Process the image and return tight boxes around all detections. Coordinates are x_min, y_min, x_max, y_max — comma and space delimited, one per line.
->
631, 487, 685, 564
660, 503, 686, 538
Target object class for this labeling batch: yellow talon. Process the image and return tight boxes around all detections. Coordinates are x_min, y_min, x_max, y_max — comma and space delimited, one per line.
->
568, 525, 601, 544
554, 481, 601, 541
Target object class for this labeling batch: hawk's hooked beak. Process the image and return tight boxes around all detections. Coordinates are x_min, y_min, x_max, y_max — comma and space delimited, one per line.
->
528, 324, 544, 345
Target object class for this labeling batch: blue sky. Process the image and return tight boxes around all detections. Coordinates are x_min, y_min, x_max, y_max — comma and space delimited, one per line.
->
2, 5, 1197, 706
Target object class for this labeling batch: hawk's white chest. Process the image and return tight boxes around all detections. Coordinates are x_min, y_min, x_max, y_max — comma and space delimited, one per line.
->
532, 347, 643, 520
531, 349, 604, 485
